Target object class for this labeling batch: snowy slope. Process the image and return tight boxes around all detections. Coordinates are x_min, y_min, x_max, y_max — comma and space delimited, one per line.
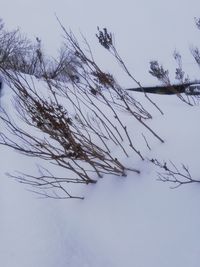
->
1, 80, 200, 267
1, 0, 200, 265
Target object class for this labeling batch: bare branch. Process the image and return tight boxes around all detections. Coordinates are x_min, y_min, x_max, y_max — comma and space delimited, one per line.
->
150, 159, 200, 188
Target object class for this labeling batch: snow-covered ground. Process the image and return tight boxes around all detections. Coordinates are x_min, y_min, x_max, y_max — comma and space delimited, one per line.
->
1, 1, 200, 266
1, 79, 200, 267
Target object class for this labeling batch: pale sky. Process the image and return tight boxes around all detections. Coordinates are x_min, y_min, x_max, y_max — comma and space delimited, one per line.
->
1, 0, 200, 84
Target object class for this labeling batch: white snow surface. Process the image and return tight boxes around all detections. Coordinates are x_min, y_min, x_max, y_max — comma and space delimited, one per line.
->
1, 1, 200, 265
1, 79, 200, 267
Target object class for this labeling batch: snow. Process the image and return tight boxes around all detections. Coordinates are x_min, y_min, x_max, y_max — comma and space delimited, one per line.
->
1, 1, 200, 266
1, 77, 200, 267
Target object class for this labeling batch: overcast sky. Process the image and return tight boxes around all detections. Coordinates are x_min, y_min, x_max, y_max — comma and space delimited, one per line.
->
1, 0, 200, 84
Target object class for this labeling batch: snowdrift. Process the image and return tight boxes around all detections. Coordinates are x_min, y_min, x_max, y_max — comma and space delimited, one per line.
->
0, 79, 200, 267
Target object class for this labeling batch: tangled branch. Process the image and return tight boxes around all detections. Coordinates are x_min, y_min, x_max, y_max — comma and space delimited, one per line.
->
0, 21, 165, 199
